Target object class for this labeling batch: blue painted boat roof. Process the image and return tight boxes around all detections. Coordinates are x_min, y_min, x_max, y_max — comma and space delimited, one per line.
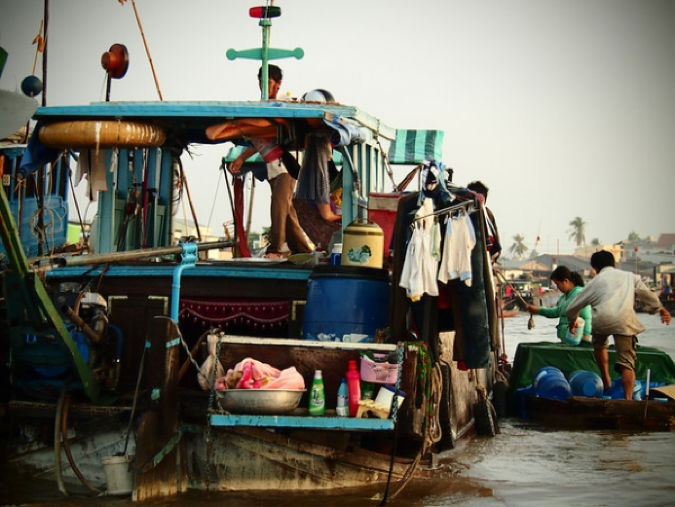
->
33, 100, 396, 145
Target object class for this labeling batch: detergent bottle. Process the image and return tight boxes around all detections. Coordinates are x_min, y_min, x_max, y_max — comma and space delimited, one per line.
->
308, 370, 325, 416
346, 360, 361, 417
336, 377, 349, 417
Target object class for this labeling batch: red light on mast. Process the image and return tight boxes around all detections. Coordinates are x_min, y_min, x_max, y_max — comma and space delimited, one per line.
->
249, 6, 281, 18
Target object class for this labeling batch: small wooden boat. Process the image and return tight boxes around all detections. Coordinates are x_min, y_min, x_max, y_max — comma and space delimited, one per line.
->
497, 298, 520, 318
524, 395, 675, 431
507, 341, 675, 431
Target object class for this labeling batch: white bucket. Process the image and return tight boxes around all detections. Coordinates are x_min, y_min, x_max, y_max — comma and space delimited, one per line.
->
101, 454, 134, 495
374, 386, 405, 416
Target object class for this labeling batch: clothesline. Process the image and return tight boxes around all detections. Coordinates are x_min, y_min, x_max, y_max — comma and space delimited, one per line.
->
412, 197, 477, 223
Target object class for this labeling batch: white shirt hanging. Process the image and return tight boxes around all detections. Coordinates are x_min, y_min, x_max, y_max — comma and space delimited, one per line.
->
399, 198, 440, 301
438, 209, 476, 287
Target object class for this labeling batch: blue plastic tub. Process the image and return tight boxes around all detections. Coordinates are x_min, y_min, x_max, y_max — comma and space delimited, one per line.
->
303, 265, 390, 343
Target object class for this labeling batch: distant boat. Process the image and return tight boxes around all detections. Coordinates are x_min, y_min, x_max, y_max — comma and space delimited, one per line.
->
498, 298, 520, 318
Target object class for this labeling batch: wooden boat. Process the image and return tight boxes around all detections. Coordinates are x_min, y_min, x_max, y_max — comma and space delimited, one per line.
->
507, 341, 675, 431
0, 5, 505, 502
497, 298, 520, 318
524, 394, 675, 431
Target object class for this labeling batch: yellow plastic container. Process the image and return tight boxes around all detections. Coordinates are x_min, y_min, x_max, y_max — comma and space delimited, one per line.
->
341, 219, 384, 268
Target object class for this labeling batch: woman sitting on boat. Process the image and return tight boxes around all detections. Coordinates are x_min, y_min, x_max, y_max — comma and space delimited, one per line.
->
526, 266, 592, 345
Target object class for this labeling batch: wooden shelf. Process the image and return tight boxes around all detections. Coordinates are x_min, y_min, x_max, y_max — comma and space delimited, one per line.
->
209, 413, 394, 430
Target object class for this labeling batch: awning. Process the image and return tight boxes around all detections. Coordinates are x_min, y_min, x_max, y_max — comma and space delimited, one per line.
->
387, 129, 444, 165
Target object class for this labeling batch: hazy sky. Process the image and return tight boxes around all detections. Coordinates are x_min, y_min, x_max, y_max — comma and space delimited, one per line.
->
2, 0, 673, 255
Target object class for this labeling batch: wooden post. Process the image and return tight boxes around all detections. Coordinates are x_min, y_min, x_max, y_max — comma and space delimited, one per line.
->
134, 316, 185, 500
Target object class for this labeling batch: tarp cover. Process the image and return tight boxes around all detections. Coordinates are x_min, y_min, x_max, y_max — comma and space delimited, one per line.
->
387, 129, 444, 164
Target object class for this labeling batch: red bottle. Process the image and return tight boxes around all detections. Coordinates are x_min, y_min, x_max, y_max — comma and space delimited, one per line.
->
346, 360, 361, 417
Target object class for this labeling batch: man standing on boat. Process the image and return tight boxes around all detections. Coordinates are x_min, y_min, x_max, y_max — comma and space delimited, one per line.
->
566, 250, 671, 399
228, 65, 312, 258
467, 181, 501, 263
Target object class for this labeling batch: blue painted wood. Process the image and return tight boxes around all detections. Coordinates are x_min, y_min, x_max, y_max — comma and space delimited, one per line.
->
46, 264, 313, 280
34, 102, 352, 121
209, 413, 394, 431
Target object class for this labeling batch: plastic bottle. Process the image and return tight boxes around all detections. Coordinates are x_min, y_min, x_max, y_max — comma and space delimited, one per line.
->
336, 377, 349, 417
330, 243, 342, 266
308, 370, 325, 416
346, 360, 361, 417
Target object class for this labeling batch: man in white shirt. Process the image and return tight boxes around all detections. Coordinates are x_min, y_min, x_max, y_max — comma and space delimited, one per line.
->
566, 250, 671, 399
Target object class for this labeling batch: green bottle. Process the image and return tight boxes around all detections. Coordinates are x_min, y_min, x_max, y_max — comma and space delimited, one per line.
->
308, 370, 325, 416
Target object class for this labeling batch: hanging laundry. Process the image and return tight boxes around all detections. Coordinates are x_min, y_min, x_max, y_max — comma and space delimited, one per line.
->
399, 198, 440, 301
438, 209, 476, 287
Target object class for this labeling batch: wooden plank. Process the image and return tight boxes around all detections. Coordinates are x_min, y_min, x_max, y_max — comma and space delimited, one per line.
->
134, 317, 182, 501
651, 384, 675, 401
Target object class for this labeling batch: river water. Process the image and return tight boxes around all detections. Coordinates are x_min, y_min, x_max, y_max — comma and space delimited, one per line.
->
2, 313, 674, 506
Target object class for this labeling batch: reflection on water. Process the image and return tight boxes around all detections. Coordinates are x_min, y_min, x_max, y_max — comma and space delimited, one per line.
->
3, 314, 674, 507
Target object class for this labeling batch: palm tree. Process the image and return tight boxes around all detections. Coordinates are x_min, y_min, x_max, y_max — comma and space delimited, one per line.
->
567, 217, 587, 247
509, 234, 529, 260
591, 238, 602, 247
627, 231, 641, 244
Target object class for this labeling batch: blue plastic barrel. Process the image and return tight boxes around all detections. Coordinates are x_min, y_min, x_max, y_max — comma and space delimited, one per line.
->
568, 370, 603, 398
532, 367, 571, 400
303, 265, 390, 343
532, 366, 565, 391
536, 374, 573, 400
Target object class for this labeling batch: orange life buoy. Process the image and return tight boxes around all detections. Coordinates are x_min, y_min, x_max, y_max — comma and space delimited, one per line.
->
38, 120, 166, 149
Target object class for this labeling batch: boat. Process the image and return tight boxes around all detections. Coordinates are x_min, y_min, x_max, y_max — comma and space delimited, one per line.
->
497, 298, 520, 318
0, 5, 506, 501
507, 341, 675, 431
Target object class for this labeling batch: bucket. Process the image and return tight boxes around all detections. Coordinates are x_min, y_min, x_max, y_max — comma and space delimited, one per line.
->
564, 317, 585, 345
374, 385, 405, 416
568, 370, 603, 398
101, 455, 134, 495
303, 265, 390, 342
341, 219, 384, 268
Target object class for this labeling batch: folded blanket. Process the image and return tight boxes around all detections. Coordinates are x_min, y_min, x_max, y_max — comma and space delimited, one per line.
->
215, 357, 305, 391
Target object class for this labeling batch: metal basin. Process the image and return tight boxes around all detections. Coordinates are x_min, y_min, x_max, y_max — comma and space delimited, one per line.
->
216, 389, 305, 415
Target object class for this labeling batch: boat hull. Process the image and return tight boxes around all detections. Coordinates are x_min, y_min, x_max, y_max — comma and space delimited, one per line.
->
524, 395, 675, 431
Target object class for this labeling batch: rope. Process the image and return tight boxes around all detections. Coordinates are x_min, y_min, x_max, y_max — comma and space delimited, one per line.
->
373, 126, 398, 193
383, 344, 443, 502
205, 334, 224, 496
